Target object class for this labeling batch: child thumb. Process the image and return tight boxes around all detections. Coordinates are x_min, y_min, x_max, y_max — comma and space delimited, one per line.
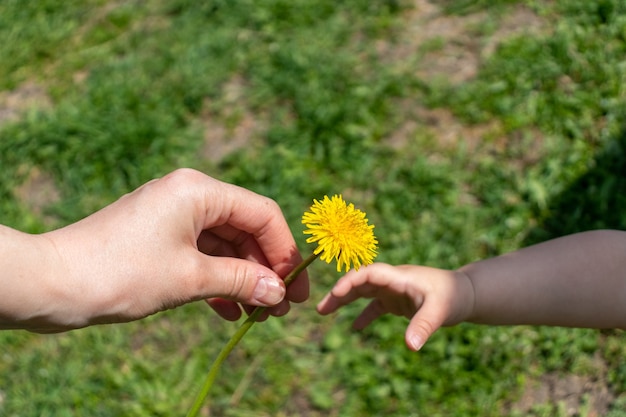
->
404, 301, 445, 351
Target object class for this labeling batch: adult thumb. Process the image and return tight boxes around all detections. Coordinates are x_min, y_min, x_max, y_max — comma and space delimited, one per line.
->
198, 256, 286, 307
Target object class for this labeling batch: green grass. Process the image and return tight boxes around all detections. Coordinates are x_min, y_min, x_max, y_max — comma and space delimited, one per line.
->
1, 0, 626, 416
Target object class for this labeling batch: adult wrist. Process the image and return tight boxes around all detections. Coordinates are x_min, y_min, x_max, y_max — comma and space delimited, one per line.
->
0, 226, 80, 332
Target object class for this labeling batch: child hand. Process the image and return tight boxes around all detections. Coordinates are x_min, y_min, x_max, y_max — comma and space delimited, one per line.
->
317, 263, 474, 351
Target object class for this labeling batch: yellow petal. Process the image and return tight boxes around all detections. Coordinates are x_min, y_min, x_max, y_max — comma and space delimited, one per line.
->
302, 195, 377, 272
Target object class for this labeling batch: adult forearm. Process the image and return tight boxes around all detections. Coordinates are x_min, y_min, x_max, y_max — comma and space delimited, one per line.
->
460, 230, 626, 329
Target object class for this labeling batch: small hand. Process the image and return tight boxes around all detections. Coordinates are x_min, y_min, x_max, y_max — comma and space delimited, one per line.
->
317, 263, 473, 351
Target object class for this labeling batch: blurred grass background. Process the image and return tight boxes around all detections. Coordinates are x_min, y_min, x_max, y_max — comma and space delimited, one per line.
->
1, 0, 626, 416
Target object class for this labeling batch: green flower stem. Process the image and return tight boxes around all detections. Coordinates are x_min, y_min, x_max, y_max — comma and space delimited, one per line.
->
186, 252, 319, 417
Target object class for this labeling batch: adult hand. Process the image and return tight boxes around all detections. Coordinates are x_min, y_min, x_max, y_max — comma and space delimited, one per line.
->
1, 169, 308, 332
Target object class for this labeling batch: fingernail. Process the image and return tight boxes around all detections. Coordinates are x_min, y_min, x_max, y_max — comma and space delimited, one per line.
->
253, 276, 285, 306
409, 334, 424, 351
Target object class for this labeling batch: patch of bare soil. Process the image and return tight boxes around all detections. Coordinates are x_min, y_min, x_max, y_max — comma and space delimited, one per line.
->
1, 83, 59, 224
383, 0, 547, 152
399, 0, 547, 83
201, 75, 265, 163
509, 365, 616, 416
13, 167, 61, 225
0, 82, 52, 126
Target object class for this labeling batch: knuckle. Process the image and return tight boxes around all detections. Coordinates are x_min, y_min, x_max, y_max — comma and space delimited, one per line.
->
413, 318, 436, 338
162, 168, 205, 191
261, 196, 282, 216
227, 263, 251, 299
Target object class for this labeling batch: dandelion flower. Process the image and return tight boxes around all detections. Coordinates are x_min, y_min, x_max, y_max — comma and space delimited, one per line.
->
302, 194, 378, 272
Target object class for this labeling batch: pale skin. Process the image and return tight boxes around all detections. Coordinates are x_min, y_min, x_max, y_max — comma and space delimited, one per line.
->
317, 230, 626, 351
0, 168, 308, 333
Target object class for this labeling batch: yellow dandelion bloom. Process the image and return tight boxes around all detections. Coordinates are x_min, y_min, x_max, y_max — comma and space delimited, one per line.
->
302, 194, 378, 272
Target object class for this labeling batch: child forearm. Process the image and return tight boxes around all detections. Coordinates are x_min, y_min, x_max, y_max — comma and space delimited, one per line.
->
460, 230, 626, 329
